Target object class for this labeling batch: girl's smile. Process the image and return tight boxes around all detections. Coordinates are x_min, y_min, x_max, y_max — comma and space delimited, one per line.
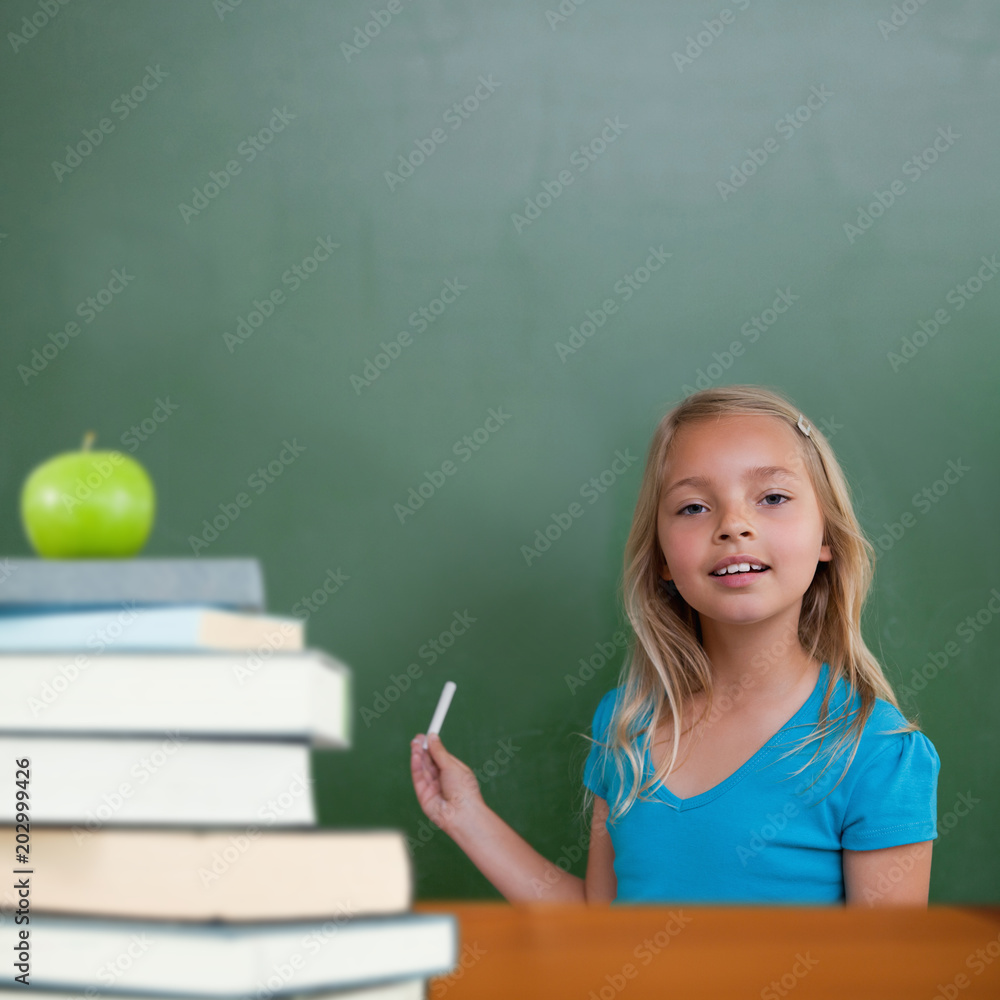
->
708, 558, 771, 587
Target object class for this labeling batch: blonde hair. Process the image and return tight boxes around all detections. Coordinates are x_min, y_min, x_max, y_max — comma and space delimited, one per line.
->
578, 384, 920, 828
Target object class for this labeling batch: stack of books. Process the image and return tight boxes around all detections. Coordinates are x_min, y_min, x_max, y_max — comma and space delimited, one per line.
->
0, 557, 456, 1000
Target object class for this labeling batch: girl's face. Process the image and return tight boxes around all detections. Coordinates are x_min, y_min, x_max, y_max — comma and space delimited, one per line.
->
655, 413, 832, 626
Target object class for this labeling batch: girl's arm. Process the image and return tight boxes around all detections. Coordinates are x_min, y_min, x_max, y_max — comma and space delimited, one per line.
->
843, 841, 933, 906
410, 732, 614, 903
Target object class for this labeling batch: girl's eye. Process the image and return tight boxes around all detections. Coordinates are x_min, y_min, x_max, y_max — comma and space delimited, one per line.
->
678, 503, 707, 515
677, 494, 789, 515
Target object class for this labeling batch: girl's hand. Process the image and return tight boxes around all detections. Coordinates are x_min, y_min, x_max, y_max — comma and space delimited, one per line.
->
410, 732, 485, 835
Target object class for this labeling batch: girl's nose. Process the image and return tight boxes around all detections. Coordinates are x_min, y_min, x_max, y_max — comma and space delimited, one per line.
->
717, 526, 753, 539
715, 509, 755, 539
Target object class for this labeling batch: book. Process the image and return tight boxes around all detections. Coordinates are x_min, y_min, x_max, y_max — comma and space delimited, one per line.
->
0, 982, 426, 1000
0, 650, 349, 746
26, 911, 458, 999
0, 826, 412, 920
0, 603, 304, 652
0, 557, 265, 612
0, 736, 316, 825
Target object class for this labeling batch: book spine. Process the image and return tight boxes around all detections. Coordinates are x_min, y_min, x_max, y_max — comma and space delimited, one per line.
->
0, 558, 265, 610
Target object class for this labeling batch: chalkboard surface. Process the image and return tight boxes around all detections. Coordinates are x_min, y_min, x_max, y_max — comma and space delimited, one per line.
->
0, 0, 997, 902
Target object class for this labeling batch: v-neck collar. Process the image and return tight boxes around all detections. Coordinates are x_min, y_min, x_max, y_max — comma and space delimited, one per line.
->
647, 661, 830, 812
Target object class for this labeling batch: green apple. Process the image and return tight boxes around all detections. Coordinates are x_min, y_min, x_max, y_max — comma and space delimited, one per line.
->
20, 431, 156, 557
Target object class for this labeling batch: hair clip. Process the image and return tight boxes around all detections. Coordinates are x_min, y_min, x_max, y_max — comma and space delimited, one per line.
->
796, 414, 812, 437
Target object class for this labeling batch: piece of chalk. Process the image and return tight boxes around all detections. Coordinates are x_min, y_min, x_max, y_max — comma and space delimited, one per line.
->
423, 681, 457, 750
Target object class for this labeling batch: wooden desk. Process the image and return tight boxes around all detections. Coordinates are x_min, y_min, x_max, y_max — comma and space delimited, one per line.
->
414, 901, 1000, 998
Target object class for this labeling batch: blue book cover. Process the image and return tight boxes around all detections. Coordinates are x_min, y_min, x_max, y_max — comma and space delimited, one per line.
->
0, 603, 302, 651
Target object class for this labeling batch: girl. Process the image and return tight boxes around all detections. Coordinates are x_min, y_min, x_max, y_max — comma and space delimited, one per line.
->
409, 385, 940, 906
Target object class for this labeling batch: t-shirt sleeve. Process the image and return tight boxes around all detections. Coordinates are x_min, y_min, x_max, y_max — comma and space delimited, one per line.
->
583, 689, 617, 799
840, 729, 941, 850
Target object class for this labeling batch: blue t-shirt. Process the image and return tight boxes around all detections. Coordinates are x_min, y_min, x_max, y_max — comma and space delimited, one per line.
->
583, 661, 940, 904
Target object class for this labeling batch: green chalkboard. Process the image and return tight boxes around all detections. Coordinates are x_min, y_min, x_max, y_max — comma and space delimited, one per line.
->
0, 0, 997, 902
